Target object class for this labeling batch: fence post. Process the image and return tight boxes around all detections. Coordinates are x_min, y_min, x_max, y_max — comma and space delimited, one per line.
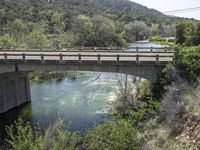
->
60, 54, 63, 61
116, 54, 120, 63
22, 53, 26, 62
78, 54, 82, 63
136, 47, 139, 52
59, 54, 64, 64
98, 54, 101, 61
150, 47, 153, 52
136, 54, 139, 64
4, 53, 7, 62
156, 55, 159, 64
41, 54, 45, 64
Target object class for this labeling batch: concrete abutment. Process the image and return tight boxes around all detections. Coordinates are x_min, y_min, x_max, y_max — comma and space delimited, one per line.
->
0, 72, 31, 114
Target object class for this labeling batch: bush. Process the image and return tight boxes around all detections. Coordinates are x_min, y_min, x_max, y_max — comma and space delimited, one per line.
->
0, 34, 15, 48
174, 45, 200, 80
149, 36, 166, 42
83, 120, 139, 150
6, 118, 81, 150
152, 64, 174, 98
27, 30, 48, 49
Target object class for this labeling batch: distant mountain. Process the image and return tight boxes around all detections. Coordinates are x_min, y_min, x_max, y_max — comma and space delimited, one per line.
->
0, 0, 193, 26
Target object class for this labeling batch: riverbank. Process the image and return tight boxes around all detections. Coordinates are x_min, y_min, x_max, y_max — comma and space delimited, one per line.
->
149, 36, 175, 46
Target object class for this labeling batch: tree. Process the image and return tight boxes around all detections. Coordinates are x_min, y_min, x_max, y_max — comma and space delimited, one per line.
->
10, 19, 28, 43
92, 15, 118, 46
50, 12, 65, 34
60, 32, 78, 47
176, 23, 186, 44
158, 24, 164, 35
194, 22, 200, 45
176, 21, 198, 46
0, 34, 15, 48
72, 15, 94, 46
162, 25, 175, 37
125, 21, 151, 41
26, 30, 48, 48
184, 22, 196, 46
151, 24, 159, 36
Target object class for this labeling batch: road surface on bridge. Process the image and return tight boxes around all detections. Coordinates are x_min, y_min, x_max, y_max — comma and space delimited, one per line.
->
0, 51, 173, 62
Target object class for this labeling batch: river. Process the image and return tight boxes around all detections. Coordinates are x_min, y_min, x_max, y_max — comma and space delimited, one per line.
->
128, 40, 169, 50
0, 71, 134, 142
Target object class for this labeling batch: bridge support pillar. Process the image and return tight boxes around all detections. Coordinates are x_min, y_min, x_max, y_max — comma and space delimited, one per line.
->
0, 72, 31, 114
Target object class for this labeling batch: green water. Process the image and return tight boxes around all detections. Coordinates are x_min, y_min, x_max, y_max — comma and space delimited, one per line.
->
0, 72, 133, 136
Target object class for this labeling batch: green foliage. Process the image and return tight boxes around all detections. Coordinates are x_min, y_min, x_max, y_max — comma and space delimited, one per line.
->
174, 45, 200, 80
10, 19, 28, 43
149, 36, 175, 45
59, 32, 78, 47
6, 118, 43, 150
6, 118, 81, 150
0, 0, 193, 47
152, 64, 174, 98
194, 23, 200, 45
114, 77, 160, 125
84, 119, 138, 150
118, 96, 160, 125
0, 34, 15, 48
176, 21, 200, 46
50, 12, 65, 34
27, 30, 48, 48
150, 36, 166, 42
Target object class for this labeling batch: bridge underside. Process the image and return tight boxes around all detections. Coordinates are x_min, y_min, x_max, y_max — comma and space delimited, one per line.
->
0, 60, 166, 81
0, 61, 167, 113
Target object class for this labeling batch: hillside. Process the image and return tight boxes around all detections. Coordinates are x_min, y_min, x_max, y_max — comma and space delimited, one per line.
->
0, 0, 187, 25
0, 0, 193, 47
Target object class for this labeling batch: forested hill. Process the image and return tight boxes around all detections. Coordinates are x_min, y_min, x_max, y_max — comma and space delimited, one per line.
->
88, 0, 182, 24
0, 0, 194, 47
0, 0, 188, 25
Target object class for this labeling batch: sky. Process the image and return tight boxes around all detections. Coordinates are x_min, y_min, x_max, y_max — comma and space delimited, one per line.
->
131, 0, 200, 20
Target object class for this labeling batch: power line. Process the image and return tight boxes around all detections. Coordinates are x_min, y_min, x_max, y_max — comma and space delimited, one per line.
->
163, 7, 200, 14
165, 9, 200, 15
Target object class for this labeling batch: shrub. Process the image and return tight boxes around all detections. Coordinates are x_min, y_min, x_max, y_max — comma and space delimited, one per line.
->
6, 118, 81, 150
83, 120, 139, 150
0, 34, 15, 48
26, 30, 48, 49
174, 45, 200, 80
152, 64, 174, 99
149, 36, 166, 42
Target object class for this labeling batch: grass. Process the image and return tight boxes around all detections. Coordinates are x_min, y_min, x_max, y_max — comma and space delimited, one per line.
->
150, 41, 175, 46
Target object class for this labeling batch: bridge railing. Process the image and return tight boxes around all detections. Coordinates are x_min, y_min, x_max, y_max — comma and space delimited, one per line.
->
0, 53, 173, 63
0, 46, 174, 53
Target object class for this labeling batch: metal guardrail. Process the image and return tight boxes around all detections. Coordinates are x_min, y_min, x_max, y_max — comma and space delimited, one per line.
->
0, 53, 173, 63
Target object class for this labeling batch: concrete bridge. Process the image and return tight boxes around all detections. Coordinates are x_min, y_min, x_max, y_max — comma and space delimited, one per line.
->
0, 47, 174, 113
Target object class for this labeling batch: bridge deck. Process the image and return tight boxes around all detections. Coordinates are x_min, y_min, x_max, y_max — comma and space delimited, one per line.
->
0, 51, 173, 63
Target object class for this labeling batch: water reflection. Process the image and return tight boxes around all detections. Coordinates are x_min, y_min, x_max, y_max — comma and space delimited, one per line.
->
30, 72, 120, 132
